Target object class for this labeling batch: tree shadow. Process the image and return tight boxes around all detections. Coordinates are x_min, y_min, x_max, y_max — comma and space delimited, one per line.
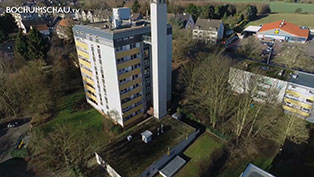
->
0, 157, 35, 177
270, 128, 314, 177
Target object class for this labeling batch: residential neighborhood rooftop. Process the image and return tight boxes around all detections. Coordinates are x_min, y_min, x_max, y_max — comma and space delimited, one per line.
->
239, 60, 314, 89
194, 18, 222, 30
97, 116, 195, 177
239, 60, 294, 81
288, 71, 314, 89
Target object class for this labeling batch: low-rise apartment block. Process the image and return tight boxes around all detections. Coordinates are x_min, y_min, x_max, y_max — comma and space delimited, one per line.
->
229, 61, 314, 122
193, 18, 224, 43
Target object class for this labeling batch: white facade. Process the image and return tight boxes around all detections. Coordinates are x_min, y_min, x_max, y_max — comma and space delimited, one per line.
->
151, 0, 168, 119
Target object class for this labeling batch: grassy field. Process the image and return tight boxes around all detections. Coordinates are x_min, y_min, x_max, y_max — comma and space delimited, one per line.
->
217, 0, 314, 13
176, 132, 225, 177
39, 90, 104, 133
247, 13, 314, 28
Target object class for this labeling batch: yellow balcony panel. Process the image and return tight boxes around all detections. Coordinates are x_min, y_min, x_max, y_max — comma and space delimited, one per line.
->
77, 49, 90, 59
85, 84, 96, 93
117, 58, 140, 70
122, 96, 143, 109
75, 40, 88, 50
116, 47, 140, 59
120, 78, 142, 90
118, 68, 141, 80
86, 92, 97, 102
286, 90, 314, 101
282, 105, 310, 117
120, 87, 142, 100
79, 59, 91, 68
284, 98, 312, 110
123, 104, 143, 118
83, 77, 94, 86
124, 112, 144, 125
81, 68, 93, 77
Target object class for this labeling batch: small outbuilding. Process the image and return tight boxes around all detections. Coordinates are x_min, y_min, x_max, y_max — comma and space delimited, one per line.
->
141, 130, 153, 143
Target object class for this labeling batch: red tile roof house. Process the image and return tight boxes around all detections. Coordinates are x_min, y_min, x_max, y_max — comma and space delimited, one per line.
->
256, 20, 310, 43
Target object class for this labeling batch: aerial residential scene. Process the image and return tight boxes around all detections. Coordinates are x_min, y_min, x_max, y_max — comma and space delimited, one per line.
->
1, 0, 314, 177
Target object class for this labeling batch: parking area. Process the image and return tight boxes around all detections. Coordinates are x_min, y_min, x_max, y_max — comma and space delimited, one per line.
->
0, 119, 30, 163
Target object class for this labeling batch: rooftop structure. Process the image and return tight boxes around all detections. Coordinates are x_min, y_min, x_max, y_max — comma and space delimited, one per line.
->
95, 116, 195, 177
241, 163, 275, 177
159, 156, 186, 177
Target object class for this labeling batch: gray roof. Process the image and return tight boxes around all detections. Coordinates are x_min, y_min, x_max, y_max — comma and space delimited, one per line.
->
141, 130, 152, 138
22, 18, 51, 29
195, 18, 222, 30
175, 13, 191, 22
159, 156, 186, 177
241, 164, 275, 177
289, 71, 314, 89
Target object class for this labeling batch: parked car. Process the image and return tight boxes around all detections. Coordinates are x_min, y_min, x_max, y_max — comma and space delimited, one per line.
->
172, 112, 182, 120
7, 122, 18, 128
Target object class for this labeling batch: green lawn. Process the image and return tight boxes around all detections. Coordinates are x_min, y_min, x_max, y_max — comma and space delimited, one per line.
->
218, 147, 278, 177
247, 13, 314, 28
176, 132, 225, 177
39, 90, 104, 133
217, 0, 314, 13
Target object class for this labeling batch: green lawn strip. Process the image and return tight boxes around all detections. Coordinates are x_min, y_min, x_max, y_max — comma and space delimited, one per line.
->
217, 0, 314, 13
39, 90, 104, 133
176, 132, 225, 177
218, 151, 278, 177
247, 13, 314, 28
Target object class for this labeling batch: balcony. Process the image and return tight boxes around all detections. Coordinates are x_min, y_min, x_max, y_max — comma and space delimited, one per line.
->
122, 95, 143, 109
117, 58, 140, 70
75, 40, 88, 50
81, 67, 93, 77
120, 87, 142, 100
83, 77, 94, 86
120, 77, 142, 90
118, 68, 141, 80
77, 49, 89, 59
116, 47, 140, 59
284, 98, 312, 110
79, 58, 91, 68
123, 104, 143, 118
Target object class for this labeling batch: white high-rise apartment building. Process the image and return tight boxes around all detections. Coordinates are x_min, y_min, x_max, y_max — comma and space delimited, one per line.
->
73, 6, 172, 127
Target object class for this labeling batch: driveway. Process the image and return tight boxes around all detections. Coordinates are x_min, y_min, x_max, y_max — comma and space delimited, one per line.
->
0, 121, 30, 163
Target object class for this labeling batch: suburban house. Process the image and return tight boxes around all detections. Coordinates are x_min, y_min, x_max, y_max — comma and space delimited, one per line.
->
175, 13, 195, 29
229, 61, 314, 122
75, 9, 111, 23
11, 11, 39, 29
167, 13, 194, 29
20, 18, 51, 36
193, 18, 224, 43
56, 18, 73, 40
256, 20, 310, 43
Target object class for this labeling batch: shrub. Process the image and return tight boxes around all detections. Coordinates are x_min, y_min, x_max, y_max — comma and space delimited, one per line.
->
295, 8, 302, 14
111, 125, 123, 134
10, 148, 29, 158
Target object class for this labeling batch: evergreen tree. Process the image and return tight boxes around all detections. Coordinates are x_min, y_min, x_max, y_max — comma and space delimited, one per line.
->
15, 31, 28, 58
26, 28, 49, 60
132, 0, 141, 13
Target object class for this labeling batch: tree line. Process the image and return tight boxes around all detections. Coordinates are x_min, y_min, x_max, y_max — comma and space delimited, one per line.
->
178, 53, 310, 171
